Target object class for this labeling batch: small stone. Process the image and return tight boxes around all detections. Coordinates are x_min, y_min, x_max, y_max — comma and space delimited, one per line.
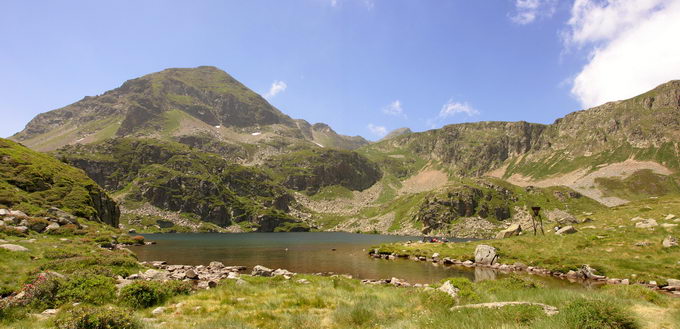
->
296, 279, 310, 284
0, 244, 29, 252
227, 272, 239, 279
635, 219, 658, 229
667, 279, 680, 286
15, 226, 28, 234
621, 279, 630, 285
41, 309, 58, 316
555, 226, 577, 235
663, 236, 678, 248
151, 307, 165, 315
0, 209, 9, 216
665, 214, 676, 220
661, 223, 678, 229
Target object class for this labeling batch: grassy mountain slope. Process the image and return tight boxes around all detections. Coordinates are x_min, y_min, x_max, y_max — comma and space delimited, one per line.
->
0, 138, 119, 226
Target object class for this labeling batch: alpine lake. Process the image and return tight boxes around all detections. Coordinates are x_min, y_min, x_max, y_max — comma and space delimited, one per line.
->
128, 232, 576, 287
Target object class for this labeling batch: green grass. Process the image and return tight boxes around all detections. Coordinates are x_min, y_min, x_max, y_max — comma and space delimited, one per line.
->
309, 185, 354, 201
376, 195, 680, 283
595, 170, 680, 201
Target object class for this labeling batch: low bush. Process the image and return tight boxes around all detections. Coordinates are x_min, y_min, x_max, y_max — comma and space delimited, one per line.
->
0, 225, 27, 237
119, 280, 191, 309
46, 223, 83, 236
27, 217, 49, 232
560, 298, 639, 329
54, 305, 141, 329
56, 274, 116, 305
131, 235, 145, 245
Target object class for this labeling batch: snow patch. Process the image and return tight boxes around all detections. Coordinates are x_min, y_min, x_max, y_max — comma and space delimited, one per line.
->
251, 132, 262, 136
314, 142, 324, 148
215, 125, 221, 128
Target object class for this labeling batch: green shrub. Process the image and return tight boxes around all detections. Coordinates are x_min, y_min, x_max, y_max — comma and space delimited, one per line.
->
57, 275, 116, 305
560, 299, 639, 329
43, 249, 81, 260
54, 305, 141, 329
118, 280, 191, 309
46, 223, 82, 236
131, 235, 145, 245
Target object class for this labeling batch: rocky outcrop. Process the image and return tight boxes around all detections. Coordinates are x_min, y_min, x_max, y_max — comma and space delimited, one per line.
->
266, 148, 382, 194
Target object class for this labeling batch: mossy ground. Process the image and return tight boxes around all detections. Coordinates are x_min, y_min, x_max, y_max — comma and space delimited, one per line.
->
376, 196, 680, 283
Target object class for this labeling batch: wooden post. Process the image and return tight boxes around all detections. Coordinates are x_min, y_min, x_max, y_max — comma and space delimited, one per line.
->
531, 206, 542, 236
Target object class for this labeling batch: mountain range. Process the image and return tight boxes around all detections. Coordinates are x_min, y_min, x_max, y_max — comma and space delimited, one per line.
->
6, 66, 680, 236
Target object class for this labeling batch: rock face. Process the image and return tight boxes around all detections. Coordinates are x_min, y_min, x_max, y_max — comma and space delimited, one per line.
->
496, 223, 522, 239
474, 245, 498, 265
0, 139, 120, 227
266, 148, 382, 194
58, 138, 309, 232
663, 236, 678, 248
415, 183, 514, 234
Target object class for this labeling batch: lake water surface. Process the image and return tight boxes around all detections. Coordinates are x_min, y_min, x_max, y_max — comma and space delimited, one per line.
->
129, 232, 487, 283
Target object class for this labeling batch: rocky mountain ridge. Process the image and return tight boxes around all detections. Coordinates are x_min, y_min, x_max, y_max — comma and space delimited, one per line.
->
11, 66, 368, 153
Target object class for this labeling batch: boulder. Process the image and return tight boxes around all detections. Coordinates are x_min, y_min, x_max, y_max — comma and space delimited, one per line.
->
209, 261, 225, 269
579, 265, 605, 280
251, 265, 274, 277
495, 223, 521, 239
547, 209, 578, 225
140, 269, 169, 281
0, 209, 9, 216
45, 222, 60, 231
0, 244, 29, 252
28, 220, 49, 232
555, 226, 577, 235
665, 214, 676, 220
474, 245, 498, 265
272, 268, 295, 277
15, 226, 28, 234
151, 307, 165, 315
667, 279, 680, 286
635, 219, 658, 228
438, 280, 459, 298
662, 236, 678, 248
9, 210, 27, 218
185, 269, 199, 280
661, 223, 678, 229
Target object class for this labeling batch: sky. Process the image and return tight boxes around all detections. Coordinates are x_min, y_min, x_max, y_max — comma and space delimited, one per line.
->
1, 0, 680, 140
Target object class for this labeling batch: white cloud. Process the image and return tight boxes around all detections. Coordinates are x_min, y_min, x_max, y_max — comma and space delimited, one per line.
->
566, 0, 680, 108
330, 0, 338, 7
264, 80, 287, 99
439, 100, 480, 118
367, 123, 388, 137
382, 100, 406, 118
510, 0, 558, 25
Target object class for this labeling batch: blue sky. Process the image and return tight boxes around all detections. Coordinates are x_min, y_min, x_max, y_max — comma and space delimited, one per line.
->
2, 0, 679, 140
